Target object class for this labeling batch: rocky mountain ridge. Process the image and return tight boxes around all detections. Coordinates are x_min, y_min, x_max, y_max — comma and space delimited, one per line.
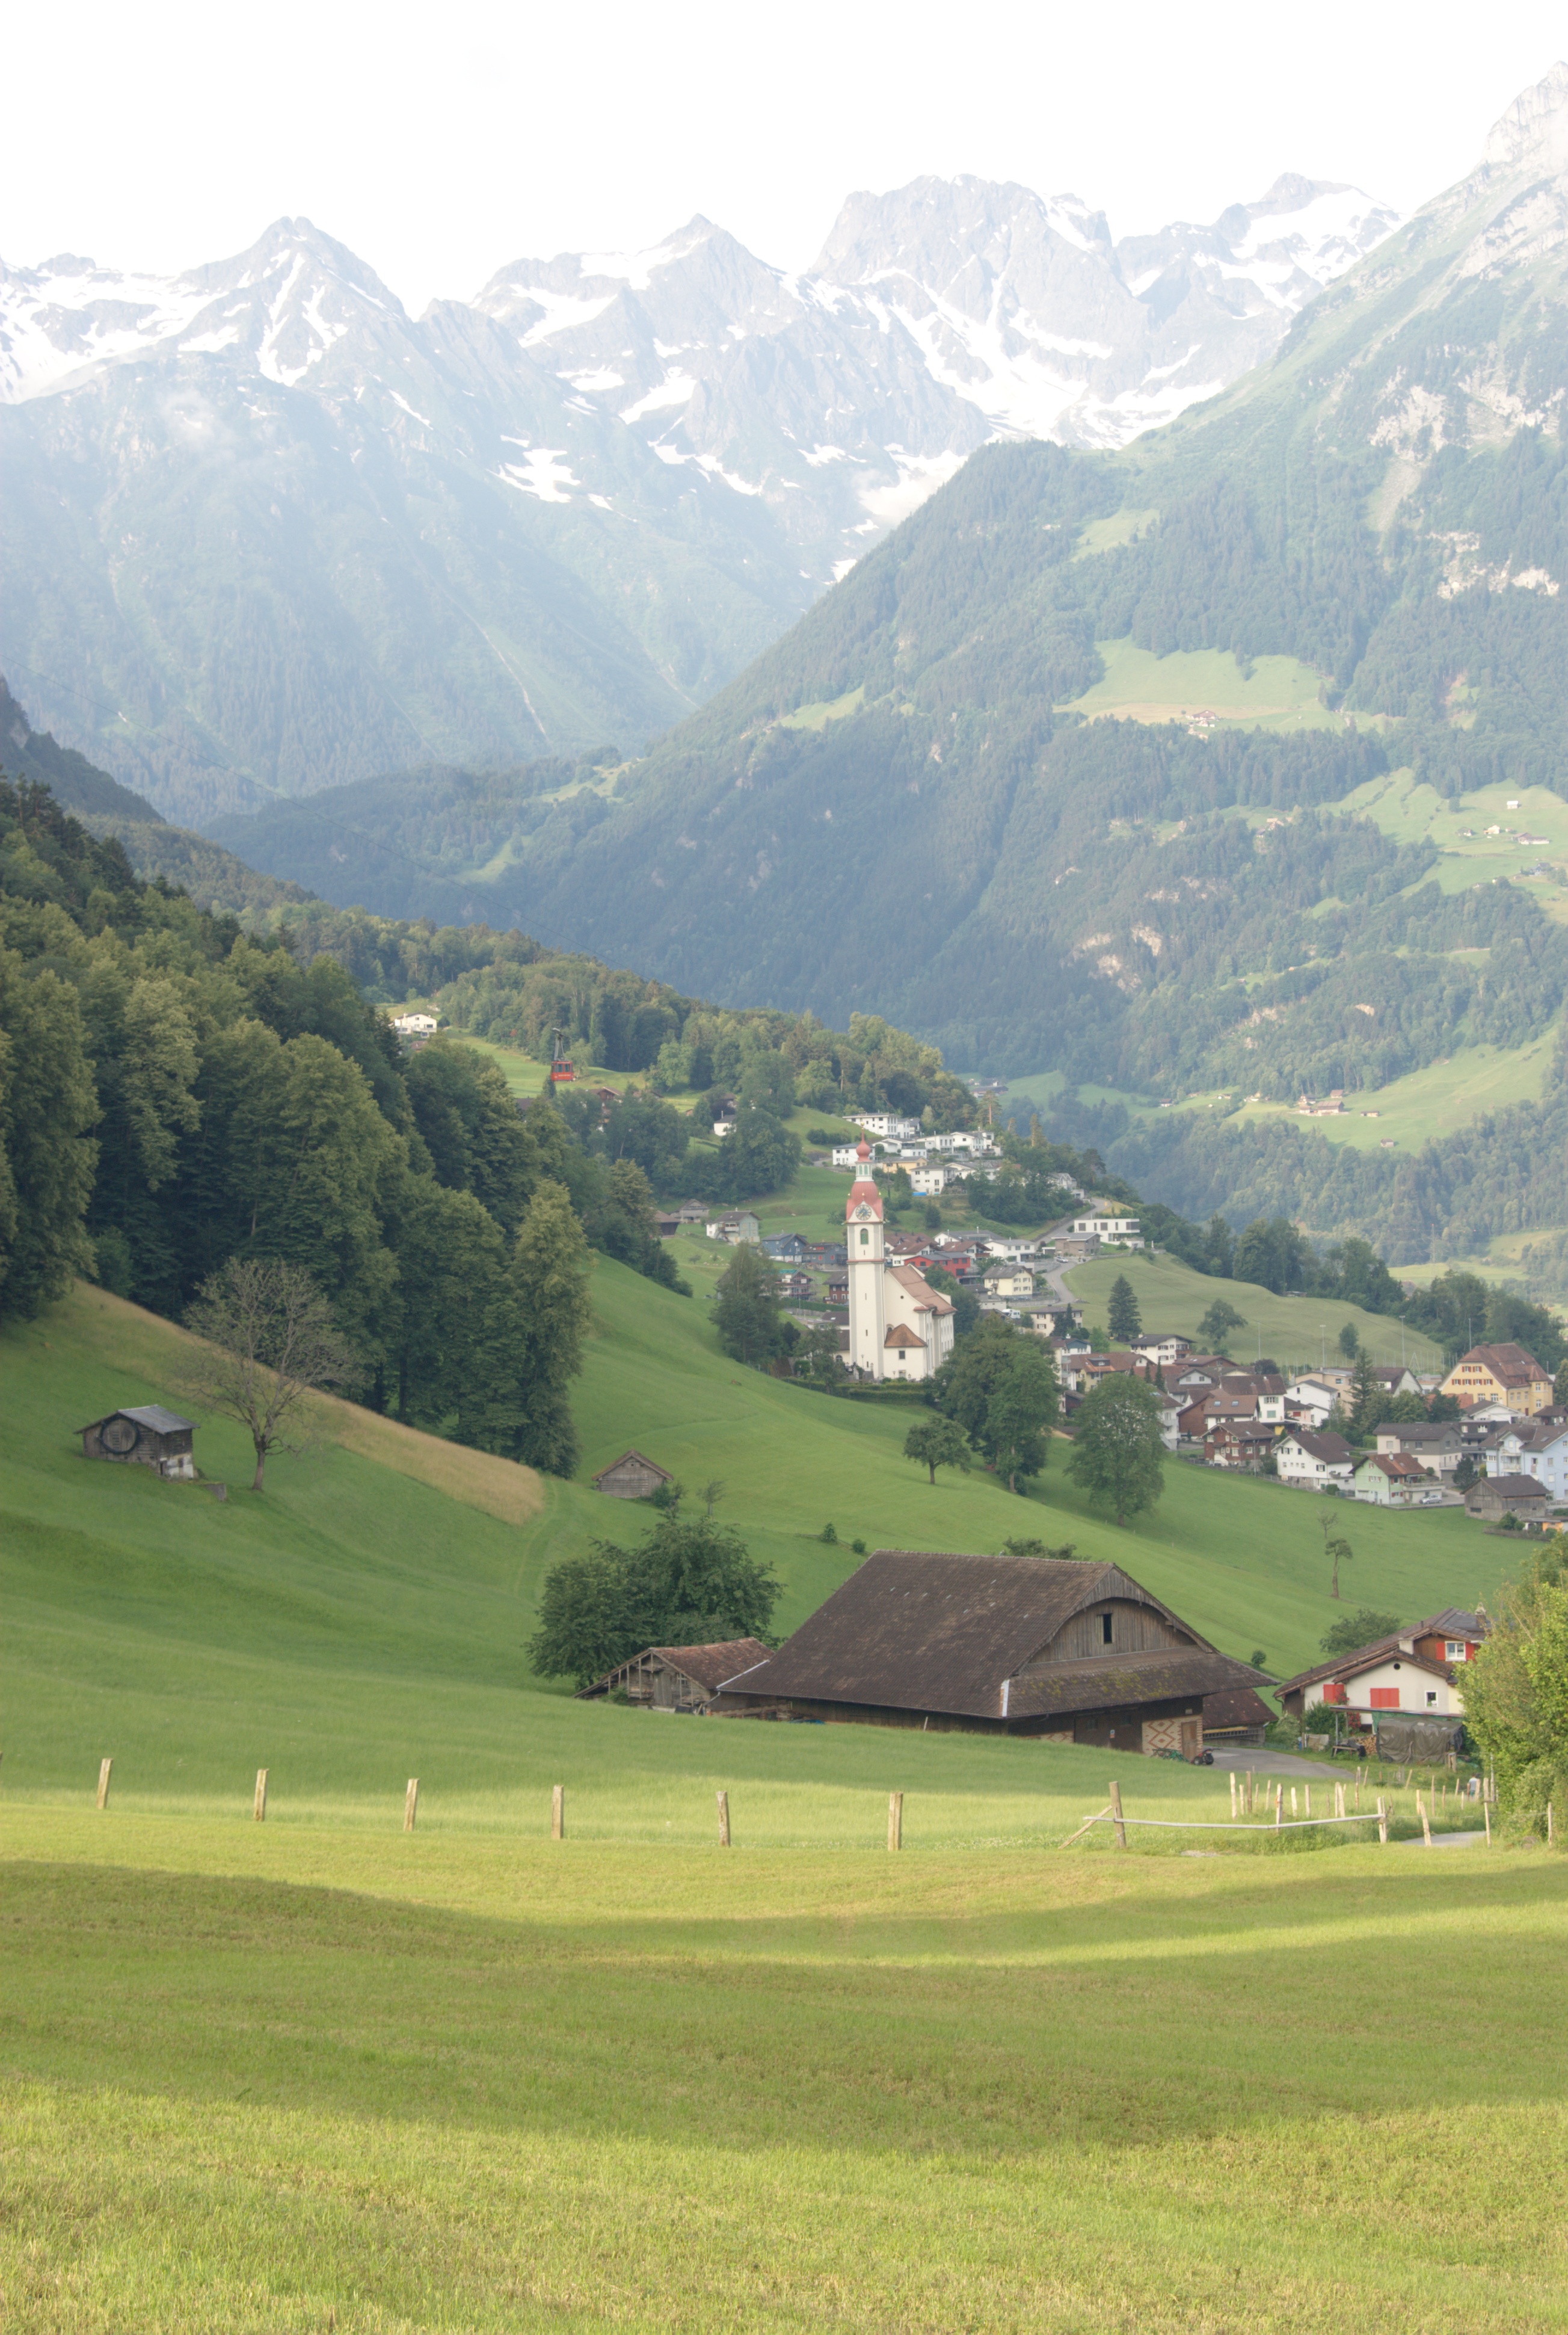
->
0, 168, 1394, 819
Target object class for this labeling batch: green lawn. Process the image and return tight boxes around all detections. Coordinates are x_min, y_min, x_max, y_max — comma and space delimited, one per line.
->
1064, 1248, 1447, 1374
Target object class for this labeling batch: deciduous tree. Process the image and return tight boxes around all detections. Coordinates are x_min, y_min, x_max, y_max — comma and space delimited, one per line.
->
903, 1414, 972, 1485
182, 1256, 359, 1490
1068, 1374, 1165, 1525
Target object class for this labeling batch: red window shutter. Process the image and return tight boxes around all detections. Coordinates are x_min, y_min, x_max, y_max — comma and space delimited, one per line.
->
1324, 1682, 1347, 1704
1369, 1687, 1400, 1709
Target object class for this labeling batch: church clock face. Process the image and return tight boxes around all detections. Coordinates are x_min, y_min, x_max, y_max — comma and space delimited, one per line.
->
853, 1204, 872, 1220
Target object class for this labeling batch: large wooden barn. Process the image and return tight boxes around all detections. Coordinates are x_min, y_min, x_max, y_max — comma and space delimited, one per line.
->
709, 1550, 1267, 1755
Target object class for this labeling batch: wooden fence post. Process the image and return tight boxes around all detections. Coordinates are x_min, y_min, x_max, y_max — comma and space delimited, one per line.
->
1484, 1802, 1492, 1845
404, 1778, 419, 1833
96, 1757, 112, 1810
1229, 1771, 1237, 1819
253, 1768, 268, 1822
1304, 1783, 1312, 1819
1290, 1786, 1298, 1819
552, 1784, 564, 1840
1275, 1783, 1282, 1830
716, 1788, 731, 1848
1108, 1780, 1127, 1849
887, 1791, 903, 1851
1377, 1796, 1388, 1845
1335, 1781, 1345, 1820
1420, 1794, 1433, 1849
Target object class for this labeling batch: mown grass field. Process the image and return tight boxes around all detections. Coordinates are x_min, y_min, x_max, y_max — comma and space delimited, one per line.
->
1063, 1248, 1446, 1375
4, 1277, 1558, 2328
1060, 638, 1339, 733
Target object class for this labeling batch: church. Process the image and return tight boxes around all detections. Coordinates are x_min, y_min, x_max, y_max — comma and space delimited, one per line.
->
844, 1141, 956, 1381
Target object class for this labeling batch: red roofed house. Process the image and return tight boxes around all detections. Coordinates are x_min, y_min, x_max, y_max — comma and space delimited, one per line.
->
1351, 1450, 1447, 1507
1274, 1609, 1490, 1735
844, 1141, 955, 1381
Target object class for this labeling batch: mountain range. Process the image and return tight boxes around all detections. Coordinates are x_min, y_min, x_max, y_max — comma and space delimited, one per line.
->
0, 171, 1395, 821
203, 63, 1568, 1280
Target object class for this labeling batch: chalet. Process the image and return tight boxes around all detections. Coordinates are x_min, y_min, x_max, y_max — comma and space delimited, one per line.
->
710, 1550, 1268, 1753
79, 1405, 195, 1479
1205, 1419, 1279, 1472
390, 1011, 438, 1035
1364, 1363, 1424, 1401
1129, 1333, 1193, 1369
1484, 1413, 1568, 1503
1441, 1342, 1554, 1416
762, 1232, 811, 1262
1275, 1609, 1491, 1732
1465, 1473, 1552, 1523
1352, 1451, 1447, 1507
1276, 1428, 1354, 1491
578, 1638, 774, 1712
592, 1450, 674, 1501
779, 1271, 814, 1303
675, 1201, 708, 1226
1284, 1377, 1339, 1427
652, 1212, 682, 1238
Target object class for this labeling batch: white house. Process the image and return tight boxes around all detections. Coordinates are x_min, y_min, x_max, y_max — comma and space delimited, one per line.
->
706, 1211, 760, 1244
844, 1143, 956, 1381
1284, 1377, 1341, 1428
712, 1119, 736, 1140
983, 1263, 1035, 1299
911, 1166, 949, 1196
924, 1129, 998, 1158
831, 1145, 862, 1168
1068, 1214, 1144, 1247
392, 1011, 438, 1035
1276, 1429, 1354, 1491
1130, 1333, 1193, 1369
849, 1112, 921, 1141
1485, 1415, 1568, 1502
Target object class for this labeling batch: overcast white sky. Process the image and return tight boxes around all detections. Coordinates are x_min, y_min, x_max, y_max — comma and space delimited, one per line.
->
5, 2, 1564, 309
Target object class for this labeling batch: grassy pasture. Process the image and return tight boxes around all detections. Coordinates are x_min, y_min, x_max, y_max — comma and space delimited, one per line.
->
1060, 638, 1339, 733
5, 1813, 1566, 2331
1063, 1248, 1446, 1374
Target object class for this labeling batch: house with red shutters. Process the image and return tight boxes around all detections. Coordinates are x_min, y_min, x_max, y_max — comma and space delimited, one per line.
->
1273, 1609, 1490, 1731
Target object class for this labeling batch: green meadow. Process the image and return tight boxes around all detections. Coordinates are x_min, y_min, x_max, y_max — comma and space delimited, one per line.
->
1063, 1248, 1447, 1373
1059, 637, 1339, 734
4, 1273, 1553, 2328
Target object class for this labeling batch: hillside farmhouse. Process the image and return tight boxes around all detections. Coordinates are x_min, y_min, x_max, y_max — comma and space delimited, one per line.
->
1275, 1609, 1490, 1738
79, 1405, 195, 1479
579, 1638, 773, 1711
1441, 1342, 1554, 1415
710, 1549, 1267, 1753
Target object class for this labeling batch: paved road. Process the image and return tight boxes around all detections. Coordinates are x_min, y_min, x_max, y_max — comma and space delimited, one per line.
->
1206, 1747, 1342, 1778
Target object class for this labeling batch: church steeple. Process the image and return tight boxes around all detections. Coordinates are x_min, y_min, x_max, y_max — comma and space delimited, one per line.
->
846, 1138, 885, 1372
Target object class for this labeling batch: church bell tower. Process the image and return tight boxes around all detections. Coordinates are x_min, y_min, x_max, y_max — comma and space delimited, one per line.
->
845, 1139, 885, 1378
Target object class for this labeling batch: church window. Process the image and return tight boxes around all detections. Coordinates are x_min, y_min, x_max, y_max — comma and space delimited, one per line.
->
859, 1229, 869, 1247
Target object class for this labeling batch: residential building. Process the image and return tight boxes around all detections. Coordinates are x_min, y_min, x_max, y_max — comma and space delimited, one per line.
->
1441, 1342, 1554, 1416
911, 1166, 950, 1197
1129, 1333, 1193, 1369
1376, 1422, 1466, 1477
1205, 1419, 1279, 1472
1276, 1429, 1354, 1491
1067, 1212, 1145, 1247
1284, 1377, 1342, 1428
390, 1011, 438, 1035
1483, 1413, 1568, 1502
1275, 1608, 1491, 1729
710, 1550, 1268, 1750
982, 1262, 1035, 1299
1352, 1452, 1448, 1507
848, 1112, 921, 1141
844, 1143, 956, 1383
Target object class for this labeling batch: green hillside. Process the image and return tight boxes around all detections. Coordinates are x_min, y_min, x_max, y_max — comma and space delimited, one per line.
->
1063, 1250, 1447, 1374
4, 1268, 1517, 1832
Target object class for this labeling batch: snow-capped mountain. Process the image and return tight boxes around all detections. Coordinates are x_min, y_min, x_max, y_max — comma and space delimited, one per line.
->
0, 170, 1397, 819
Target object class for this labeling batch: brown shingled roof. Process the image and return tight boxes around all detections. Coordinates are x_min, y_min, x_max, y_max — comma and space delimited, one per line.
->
715, 1549, 1265, 1722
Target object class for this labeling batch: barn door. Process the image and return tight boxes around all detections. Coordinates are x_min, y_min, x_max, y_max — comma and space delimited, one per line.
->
1179, 1720, 1201, 1761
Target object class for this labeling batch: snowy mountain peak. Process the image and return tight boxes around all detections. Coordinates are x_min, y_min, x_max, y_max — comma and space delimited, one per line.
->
1482, 59, 1568, 176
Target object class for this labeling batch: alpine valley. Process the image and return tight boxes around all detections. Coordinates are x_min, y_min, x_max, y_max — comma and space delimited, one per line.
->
203, 65, 1568, 1290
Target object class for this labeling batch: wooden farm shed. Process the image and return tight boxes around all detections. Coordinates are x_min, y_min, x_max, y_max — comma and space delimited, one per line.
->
592, 1450, 674, 1500
78, 1405, 195, 1479
709, 1550, 1266, 1752
578, 1638, 774, 1711
1200, 1686, 1274, 1747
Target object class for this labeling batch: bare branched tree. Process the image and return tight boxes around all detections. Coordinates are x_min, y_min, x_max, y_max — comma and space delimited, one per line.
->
182, 1258, 360, 1490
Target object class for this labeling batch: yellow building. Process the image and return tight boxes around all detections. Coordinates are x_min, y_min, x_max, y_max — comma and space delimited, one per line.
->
1440, 1342, 1553, 1416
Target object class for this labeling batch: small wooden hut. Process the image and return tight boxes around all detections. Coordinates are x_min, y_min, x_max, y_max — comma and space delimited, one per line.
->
578, 1638, 773, 1710
79, 1405, 195, 1479
592, 1450, 674, 1500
